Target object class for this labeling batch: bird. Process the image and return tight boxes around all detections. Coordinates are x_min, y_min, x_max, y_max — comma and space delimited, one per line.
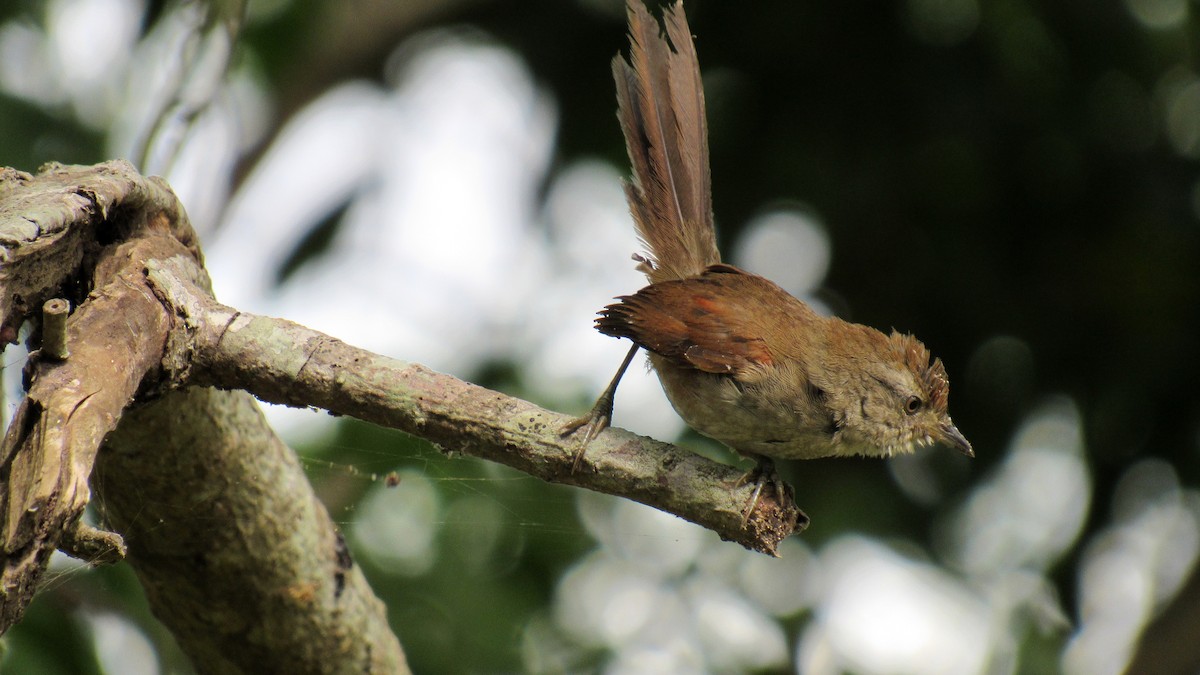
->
564, 0, 972, 520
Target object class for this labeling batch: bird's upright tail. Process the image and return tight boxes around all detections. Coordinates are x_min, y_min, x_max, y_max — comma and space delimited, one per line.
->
613, 0, 720, 283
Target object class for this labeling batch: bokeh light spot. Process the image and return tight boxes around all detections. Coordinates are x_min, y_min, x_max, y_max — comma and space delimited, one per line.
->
733, 207, 830, 298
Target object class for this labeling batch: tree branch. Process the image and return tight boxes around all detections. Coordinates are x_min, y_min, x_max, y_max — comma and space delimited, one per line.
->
0, 160, 807, 671
1, 233, 176, 631
145, 258, 809, 554
0, 162, 408, 673
96, 385, 408, 674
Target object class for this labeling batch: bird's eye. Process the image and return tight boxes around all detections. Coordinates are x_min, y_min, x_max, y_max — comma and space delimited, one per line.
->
904, 396, 922, 414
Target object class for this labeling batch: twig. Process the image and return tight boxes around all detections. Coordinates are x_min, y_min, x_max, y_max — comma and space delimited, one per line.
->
59, 522, 126, 566
40, 299, 69, 360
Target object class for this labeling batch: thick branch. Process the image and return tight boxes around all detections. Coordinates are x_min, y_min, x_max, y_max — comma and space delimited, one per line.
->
147, 260, 809, 554
0, 162, 406, 673
96, 386, 408, 674
1, 234, 175, 628
0, 160, 198, 344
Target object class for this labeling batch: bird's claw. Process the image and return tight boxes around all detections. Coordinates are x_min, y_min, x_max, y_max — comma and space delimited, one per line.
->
561, 407, 612, 473
732, 456, 790, 526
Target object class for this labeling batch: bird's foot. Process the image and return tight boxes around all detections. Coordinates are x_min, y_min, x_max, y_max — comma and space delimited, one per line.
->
732, 456, 791, 525
561, 344, 639, 473
560, 394, 614, 473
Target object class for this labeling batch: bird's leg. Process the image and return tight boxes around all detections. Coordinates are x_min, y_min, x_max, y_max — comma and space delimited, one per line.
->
732, 454, 790, 525
561, 344, 640, 472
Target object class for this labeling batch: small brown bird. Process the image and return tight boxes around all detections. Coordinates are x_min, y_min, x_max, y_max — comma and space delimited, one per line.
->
566, 0, 972, 517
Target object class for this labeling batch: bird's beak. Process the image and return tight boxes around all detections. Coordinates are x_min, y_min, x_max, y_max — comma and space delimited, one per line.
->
939, 421, 973, 458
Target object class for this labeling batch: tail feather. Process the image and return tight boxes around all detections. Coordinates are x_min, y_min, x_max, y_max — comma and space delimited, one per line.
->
613, 0, 719, 283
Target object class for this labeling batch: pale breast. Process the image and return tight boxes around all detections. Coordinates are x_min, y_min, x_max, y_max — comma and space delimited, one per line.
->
649, 354, 849, 460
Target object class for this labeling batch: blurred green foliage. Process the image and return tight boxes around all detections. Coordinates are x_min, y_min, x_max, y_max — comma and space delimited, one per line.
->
2, 0, 1199, 672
